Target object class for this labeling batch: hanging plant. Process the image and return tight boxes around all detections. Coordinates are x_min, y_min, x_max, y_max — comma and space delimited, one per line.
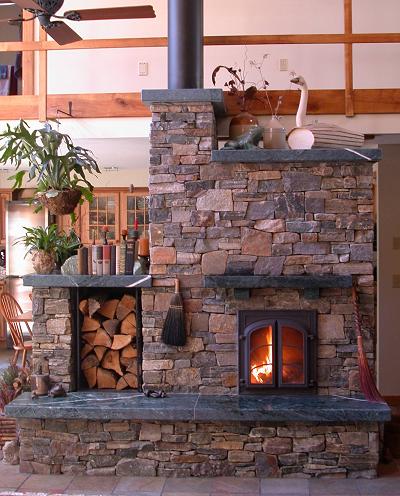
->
0, 120, 100, 216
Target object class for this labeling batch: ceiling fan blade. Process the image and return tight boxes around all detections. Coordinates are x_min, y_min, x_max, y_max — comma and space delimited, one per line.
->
64, 5, 156, 21
44, 21, 82, 45
12, 0, 42, 10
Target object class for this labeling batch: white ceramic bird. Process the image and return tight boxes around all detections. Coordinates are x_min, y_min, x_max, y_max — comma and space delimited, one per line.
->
288, 75, 364, 149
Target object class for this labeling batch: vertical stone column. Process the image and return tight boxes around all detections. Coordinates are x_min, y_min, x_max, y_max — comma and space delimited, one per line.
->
142, 100, 218, 392
32, 287, 74, 391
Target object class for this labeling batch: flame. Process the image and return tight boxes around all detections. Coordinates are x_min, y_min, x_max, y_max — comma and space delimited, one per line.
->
250, 327, 273, 384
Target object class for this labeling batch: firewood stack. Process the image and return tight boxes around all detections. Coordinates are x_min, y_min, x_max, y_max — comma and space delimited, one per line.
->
80, 294, 138, 390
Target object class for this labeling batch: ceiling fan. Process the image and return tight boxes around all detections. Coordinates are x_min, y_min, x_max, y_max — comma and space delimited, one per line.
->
0, 1, 156, 45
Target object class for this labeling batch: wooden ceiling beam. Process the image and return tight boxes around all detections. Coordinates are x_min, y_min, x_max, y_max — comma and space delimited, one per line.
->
1, 90, 399, 120
1, 33, 400, 53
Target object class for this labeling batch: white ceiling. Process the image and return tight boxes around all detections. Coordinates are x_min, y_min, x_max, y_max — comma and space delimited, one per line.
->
73, 137, 150, 170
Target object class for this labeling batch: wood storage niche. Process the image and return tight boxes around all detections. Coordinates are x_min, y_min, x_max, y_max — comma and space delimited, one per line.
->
78, 288, 142, 391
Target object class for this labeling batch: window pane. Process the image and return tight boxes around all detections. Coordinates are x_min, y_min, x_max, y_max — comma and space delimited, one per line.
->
127, 196, 135, 210
97, 197, 106, 210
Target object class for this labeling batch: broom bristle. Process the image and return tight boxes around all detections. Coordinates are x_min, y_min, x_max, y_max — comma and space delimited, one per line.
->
161, 285, 186, 346
353, 286, 385, 404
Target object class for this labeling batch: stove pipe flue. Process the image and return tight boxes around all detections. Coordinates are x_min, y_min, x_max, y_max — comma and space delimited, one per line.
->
168, 0, 204, 89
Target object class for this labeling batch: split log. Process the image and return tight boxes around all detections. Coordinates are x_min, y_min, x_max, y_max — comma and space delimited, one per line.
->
116, 372, 138, 390
80, 343, 93, 359
83, 367, 97, 388
121, 344, 137, 359
94, 346, 107, 362
111, 334, 131, 350
98, 299, 119, 319
103, 319, 120, 337
82, 316, 101, 332
102, 350, 123, 376
97, 368, 117, 389
120, 313, 136, 336
123, 373, 138, 388
120, 357, 135, 368
116, 301, 131, 321
81, 354, 99, 370
126, 358, 138, 375
120, 294, 136, 312
93, 328, 112, 348
79, 299, 89, 315
82, 332, 97, 345
88, 296, 105, 317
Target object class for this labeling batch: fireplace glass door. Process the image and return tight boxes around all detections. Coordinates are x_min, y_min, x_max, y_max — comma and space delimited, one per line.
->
239, 310, 316, 393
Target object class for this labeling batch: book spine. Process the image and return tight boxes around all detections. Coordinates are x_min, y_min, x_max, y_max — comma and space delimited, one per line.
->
77, 247, 85, 275
92, 245, 97, 276
110, 245, 116, 276
125, 242, 134, 275
96, 245, 103, 276
119, 243, 126, 275
115, 245, 120, 275
87, 246, 92, 275
80, 247, 89, 275
103, 245, 111, 276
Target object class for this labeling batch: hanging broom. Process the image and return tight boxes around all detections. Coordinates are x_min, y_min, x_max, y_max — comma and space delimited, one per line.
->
161, 278, 186, 346
352, 284, 385, 403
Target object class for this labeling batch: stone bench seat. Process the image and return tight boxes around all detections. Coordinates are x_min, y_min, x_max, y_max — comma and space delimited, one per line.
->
6, 392, 390, 423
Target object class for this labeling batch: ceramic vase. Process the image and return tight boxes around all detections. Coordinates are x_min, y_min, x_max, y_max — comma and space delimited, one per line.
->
263, 116, 287, 149
229, 111, 259, 140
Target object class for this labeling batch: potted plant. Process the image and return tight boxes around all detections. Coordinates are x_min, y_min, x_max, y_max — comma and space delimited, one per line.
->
0, 120, 100, 215
212, 52, 274, 139
0, 365, 30, 450
17, 224, 60, 274
54, 228, 81, 270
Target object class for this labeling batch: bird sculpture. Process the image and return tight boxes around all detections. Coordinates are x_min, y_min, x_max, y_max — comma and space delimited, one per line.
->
287, 75, 364, 149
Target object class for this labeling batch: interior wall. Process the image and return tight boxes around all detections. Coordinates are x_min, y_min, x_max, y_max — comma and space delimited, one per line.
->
0, 5, 21, 66
377, 144, 400, 396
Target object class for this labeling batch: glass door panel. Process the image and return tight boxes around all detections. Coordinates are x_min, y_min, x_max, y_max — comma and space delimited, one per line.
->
249, 325, 274, 385
281, 326, 305, 385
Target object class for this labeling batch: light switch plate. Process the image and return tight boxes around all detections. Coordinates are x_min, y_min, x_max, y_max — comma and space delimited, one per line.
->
138, 62, 148, 76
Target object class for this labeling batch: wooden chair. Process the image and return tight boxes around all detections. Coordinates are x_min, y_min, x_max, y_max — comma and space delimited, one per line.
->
0, 293, 32, 368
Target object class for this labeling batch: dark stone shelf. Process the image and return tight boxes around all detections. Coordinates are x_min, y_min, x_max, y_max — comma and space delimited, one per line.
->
204, 275, 353, 289
6, 392, 390, 423
211, 148, 381, 164
23, 274, 152, 288
142, 88, 226, 115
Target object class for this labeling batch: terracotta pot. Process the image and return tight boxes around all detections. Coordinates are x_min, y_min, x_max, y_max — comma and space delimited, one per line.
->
229, 111, 259, 140
32, 250, 55, 275
37, 189, 81, 215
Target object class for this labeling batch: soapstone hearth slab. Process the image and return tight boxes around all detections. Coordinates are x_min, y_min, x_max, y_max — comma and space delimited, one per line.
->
204, 275, 353, 289
211, 148, 381, 164
23, 274, 152, 288
6, 392, 390, 423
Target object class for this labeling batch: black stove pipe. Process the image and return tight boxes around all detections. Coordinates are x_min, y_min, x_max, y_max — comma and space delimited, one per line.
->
168, 0, 203, 89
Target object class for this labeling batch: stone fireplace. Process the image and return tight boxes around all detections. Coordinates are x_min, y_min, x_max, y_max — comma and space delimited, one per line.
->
6, 90, 390, 478
238, 310, 317, 394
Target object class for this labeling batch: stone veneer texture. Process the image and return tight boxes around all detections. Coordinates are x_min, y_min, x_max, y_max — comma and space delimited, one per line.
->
17, 418, 379, 478
31, 288, 74, 391
144, 102, 375, 395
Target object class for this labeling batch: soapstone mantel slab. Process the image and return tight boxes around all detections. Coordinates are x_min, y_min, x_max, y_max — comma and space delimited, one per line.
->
5, 392, 390, 423
142, 88, 226, 115
23, 274, 152, 288
211, 148, 381, 164
204, 275, 353, 290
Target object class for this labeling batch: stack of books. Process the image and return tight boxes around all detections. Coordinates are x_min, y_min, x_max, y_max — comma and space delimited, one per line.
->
77, 237, 150, 276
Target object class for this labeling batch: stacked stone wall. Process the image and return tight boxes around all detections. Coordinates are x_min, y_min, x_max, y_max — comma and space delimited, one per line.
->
18, 419, 379, 478
144, 102, 375, 395
31, 288, 74, 391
